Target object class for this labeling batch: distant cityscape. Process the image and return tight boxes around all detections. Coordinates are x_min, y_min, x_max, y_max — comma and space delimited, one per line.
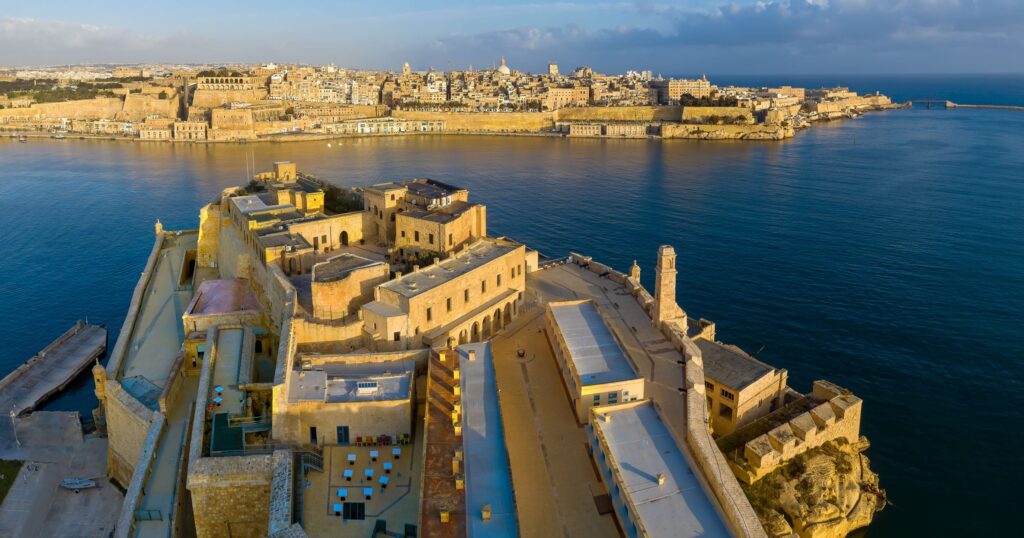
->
0, 60, 895, 142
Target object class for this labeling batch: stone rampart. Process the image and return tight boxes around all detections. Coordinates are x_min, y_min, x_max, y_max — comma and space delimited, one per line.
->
392, 110, 553, 132
107, 232, 165, 378
0, 97, 124, 120
113, 411, 166, 538
105, 380, 157, 486
119, 93, 178, 121
555, 105, 682, 122
682, 106, 755, 124
736, 382, 862, 484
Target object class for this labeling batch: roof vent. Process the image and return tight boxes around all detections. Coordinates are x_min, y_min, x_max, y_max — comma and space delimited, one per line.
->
657, 473, 666, 486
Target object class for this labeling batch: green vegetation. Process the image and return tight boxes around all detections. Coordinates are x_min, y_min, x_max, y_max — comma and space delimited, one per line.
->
742, 474, 783, 518
398, 250, 442, 274
0, 460, 23, 504
8, 87, 117, 103
322, 183, 363, 214
158, 90, 169, 99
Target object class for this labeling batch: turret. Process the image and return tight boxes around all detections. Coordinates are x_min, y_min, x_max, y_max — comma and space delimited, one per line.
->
653, 245, 686, 327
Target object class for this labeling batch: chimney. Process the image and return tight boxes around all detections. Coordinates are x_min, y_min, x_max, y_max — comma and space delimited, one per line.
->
657, 473, 666, 486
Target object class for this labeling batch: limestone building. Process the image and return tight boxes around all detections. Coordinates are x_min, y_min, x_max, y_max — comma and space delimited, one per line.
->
546, 300, 645, 422
697, 339, 788, 436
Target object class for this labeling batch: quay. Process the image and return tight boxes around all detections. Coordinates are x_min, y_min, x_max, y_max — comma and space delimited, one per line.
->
0, 321, 107, 416
909, 100, 1024, 111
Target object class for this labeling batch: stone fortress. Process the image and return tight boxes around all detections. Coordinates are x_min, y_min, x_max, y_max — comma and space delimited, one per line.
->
94, 161, 883, 538
0, 61, 896, 142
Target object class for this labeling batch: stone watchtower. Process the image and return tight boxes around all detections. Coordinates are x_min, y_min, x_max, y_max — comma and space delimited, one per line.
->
653, 245, 686, 327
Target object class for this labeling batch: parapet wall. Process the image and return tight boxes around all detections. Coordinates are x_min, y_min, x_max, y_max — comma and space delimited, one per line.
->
736, 382, 862, 484
107, 232, 166, 378
114, 411, 166, 538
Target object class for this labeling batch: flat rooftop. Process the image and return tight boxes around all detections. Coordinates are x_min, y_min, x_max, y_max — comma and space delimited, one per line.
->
379, 239, 519, 299
313, 253, 383, 283
185, 278, 262, 316
695, 339, 775, 391
549, 301, 638, 386
459, 343, 517, 537
401, 200, 477, 224
288, 359, 414, 403
593, 402, 729, 537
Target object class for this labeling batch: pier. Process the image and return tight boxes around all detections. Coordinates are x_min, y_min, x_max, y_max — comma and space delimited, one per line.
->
909, 100, 1024, 111
0, 321, 107, 416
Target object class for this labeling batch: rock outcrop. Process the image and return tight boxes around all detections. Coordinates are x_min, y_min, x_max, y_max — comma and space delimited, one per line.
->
744, 439, 885, 538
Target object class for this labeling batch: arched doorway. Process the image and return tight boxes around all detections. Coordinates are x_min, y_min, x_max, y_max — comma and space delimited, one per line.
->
471, 322, 480, 342
482, 316, 492, 339
458, 330, 468, 345
340, 231, 349, 246
493, 308, 502, 333
446, 336, 455, 348
504, 303, 512, 325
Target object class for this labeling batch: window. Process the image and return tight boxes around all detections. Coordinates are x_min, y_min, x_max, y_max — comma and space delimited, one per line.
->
464, 289, 470, 303
390, 194, 395, 200
720, 388, 735, 401
705, 381, 715, 392
414, 231, 420, 242
401, 231, 406, 238
393, 331, 401, 342
446, 297, 452, 312
719, 403, 733, 420
593, 394, 601, 403
426, 307, 432, 322
448, 233, 453, 245
481, 281, 487, 293
608, 392, 618, 403
390, 213, 395, 222
511, 268, 515, 279
622, 390, 629, 396
497, 274, 502, 286
428, 233, 434, 244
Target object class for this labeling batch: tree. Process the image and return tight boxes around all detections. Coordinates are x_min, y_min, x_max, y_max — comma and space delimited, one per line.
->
158, 90, 168, 99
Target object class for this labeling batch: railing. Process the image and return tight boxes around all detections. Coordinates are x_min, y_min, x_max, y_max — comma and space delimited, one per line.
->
300, 449, 323, 473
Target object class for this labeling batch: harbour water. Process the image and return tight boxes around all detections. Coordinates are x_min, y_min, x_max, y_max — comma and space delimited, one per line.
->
1, 76, 1022, 535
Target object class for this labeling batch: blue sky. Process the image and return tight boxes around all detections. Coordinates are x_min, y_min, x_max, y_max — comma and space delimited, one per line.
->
2, 1, 1022, 74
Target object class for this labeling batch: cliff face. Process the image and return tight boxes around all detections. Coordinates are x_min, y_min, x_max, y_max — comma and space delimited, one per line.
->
745, 439, 885, 538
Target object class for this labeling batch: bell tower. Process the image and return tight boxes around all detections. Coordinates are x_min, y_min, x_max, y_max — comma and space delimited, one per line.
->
654, 245, 686, 327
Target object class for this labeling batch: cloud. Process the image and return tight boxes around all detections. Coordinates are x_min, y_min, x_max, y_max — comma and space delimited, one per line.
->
0, 17, 207, 65
425, 0, 1024, 73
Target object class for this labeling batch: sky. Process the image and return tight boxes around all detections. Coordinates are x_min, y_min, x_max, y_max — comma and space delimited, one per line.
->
1, 0, 1022, 74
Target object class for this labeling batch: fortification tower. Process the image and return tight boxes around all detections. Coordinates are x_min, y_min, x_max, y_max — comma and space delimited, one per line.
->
653, 245, 686, 327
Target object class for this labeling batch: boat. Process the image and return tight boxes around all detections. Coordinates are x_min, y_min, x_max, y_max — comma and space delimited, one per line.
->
60, 477, 97, 492
53, 133, 66, 140
18, 136, 27, 143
